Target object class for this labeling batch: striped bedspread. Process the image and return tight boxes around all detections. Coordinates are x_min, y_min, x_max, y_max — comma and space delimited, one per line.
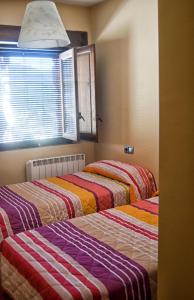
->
1, 197, 159, 300
0, 172, 135, 242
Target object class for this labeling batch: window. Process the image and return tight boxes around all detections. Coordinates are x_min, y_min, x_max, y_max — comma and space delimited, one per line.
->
0, 43, 97, 151
61, 45, 97, 142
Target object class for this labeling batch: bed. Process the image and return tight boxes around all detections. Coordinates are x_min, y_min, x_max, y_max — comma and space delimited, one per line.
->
0, 160, 157, 242
1, 196, 159, 300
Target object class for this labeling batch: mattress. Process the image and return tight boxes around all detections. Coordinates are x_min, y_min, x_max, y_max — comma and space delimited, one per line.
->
0, 160, 157, 243
1, 197, 159, 300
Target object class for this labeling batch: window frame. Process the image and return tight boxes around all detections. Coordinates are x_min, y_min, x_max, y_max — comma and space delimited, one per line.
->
60, 48, 80, 142
59, 44, 98, 144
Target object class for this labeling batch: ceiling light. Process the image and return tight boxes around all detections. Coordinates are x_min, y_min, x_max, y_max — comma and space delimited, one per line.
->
18, 0, 70, 48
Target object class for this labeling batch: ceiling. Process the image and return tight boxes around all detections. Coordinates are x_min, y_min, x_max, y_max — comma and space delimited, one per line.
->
55, 0, 104, 6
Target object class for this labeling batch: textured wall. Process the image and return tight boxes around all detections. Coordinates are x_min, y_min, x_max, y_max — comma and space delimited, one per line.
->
91, 0, 159, 183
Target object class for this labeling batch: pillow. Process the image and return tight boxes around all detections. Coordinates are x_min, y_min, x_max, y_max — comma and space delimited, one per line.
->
84, 160, 157, 200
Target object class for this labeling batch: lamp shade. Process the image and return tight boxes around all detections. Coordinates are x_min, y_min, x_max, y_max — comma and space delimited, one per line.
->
18, 0, 70, 48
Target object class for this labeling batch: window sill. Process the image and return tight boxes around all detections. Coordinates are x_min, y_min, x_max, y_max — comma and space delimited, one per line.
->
0, 138, 75, 152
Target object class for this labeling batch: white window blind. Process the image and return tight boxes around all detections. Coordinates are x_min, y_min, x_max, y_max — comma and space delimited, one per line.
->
0, 53, 64, 145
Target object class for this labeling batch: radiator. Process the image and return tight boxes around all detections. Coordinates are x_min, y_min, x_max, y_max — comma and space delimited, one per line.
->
26, 154, 85, 181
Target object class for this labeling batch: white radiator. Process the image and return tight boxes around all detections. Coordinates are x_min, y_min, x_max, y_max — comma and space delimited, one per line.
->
26, 154, 85, 181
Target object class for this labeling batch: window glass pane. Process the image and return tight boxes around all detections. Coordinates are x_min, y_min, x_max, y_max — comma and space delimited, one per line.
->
77, 53, 92, 134
0, 55, 63, 144
62, 57, 77, 139
60, 48, 78, 142
76, 45, 97, 141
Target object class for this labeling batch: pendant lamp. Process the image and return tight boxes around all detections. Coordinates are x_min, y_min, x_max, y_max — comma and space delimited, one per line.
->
18, 0, 70, 48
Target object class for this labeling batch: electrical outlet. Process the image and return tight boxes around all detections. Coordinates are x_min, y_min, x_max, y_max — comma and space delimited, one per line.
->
124, 145, 134, 154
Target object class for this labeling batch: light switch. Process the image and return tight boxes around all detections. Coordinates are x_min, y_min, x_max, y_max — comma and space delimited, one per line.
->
124, 145, 134, 154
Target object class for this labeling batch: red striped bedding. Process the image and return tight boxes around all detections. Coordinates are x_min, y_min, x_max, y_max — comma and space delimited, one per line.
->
0, 161, 157, 243
1, 197, 159, 300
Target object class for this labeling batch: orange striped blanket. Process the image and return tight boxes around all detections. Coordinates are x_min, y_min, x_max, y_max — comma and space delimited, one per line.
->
1, 197, 159, 300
